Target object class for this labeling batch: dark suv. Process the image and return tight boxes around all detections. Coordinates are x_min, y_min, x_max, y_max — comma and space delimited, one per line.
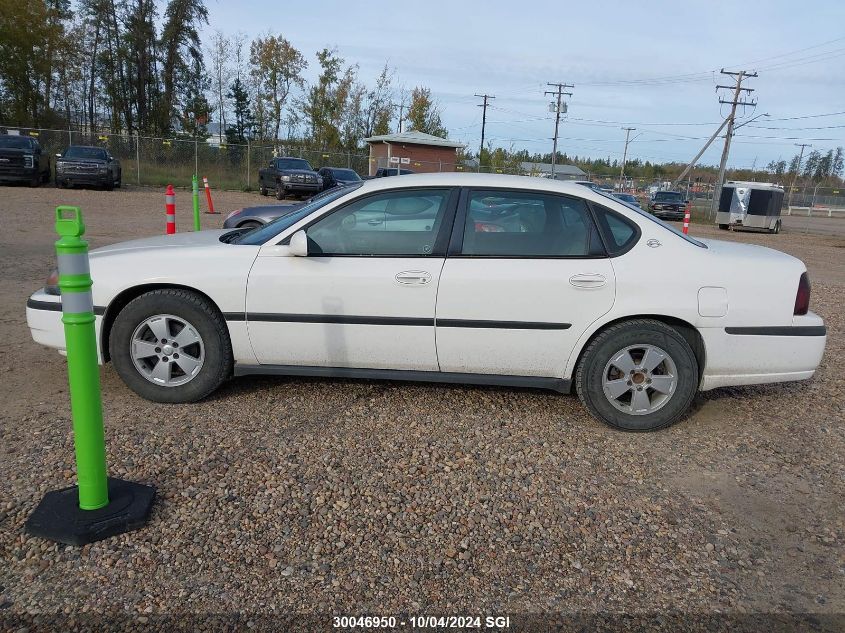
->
56, 146, 122, 190
0, 134, 51, 186
648, 191, 687, 220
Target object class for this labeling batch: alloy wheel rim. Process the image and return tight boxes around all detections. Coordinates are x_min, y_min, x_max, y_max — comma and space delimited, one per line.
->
601, 344, 678, 416
130, 314, 204, 387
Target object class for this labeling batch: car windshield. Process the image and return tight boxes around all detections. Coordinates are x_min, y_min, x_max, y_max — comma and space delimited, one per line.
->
0, 135, 35, 149
64, 147, 107, 160
331, 168, 361, 180
276, 158, 312, 171
232, 183, 363, 245
654, 191, 683, 202
595, 190, 706, 248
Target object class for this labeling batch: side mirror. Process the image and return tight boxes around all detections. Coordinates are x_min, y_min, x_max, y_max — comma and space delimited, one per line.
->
289, 229, 308, 257
55, 153, 62, 158
269, 161, 274, 168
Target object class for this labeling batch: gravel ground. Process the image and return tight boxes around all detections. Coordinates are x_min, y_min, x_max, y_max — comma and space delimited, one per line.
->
0, 184, 843, 629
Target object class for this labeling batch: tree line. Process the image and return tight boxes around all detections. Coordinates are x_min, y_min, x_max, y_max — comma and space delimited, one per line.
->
0, 0, 447, 151
1, 0, 841, 184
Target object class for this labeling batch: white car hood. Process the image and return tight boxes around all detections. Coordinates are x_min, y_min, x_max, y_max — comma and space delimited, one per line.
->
90, 230, 230, 257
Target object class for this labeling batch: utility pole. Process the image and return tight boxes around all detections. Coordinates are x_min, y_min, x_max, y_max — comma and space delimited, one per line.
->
787, 143, 811, 211
619, 127, 636, 191
545, 82, 573, 178
475, 93, 495, 172
711, 69, 757, 215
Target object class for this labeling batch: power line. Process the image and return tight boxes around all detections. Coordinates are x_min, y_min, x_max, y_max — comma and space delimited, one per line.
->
474, 93, 495, 171
544, 82, 573, 176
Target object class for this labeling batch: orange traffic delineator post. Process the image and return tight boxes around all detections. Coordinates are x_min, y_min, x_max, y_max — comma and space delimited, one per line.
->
682, 200, 691, 235
165, 184, 176, 234
202, 176, 217, 214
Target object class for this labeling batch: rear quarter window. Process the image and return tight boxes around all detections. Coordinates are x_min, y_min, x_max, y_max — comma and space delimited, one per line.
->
591, 204, 640, 255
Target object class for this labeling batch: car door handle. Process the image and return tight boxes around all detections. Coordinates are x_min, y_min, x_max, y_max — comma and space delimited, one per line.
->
395, 271, 432, 285
368, 218, 383, 225
569, 273, 607, 288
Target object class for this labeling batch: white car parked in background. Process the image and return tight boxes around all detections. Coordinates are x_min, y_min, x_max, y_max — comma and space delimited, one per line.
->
27, 174, 826, 431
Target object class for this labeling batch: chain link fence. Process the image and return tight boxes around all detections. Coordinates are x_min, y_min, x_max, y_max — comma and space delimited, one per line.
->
4, 125, 844, 216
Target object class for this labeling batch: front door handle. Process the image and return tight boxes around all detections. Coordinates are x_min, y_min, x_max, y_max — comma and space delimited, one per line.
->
395, 270, 432, 285
569, 273, 607, 288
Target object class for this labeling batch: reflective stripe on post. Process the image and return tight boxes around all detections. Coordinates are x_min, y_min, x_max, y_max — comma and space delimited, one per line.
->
165, 184, 176, 234
202, 176, 217, 214
54, 206, 109, 511
683, 201, 691, 235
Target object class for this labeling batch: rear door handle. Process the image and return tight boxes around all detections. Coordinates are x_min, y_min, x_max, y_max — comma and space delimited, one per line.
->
569, 273, 607, 288
395, 270, 432, 285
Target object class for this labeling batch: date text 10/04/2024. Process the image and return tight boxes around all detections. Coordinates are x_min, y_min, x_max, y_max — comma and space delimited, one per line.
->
333, 615, 511, 629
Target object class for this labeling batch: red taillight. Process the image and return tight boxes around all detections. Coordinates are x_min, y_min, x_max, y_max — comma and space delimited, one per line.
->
794, 272, 811, 315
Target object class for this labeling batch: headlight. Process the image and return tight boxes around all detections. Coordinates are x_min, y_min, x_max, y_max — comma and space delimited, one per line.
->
317, 177, 323, 184
281, 175, 291, 182
225, 208, 244, 221
45, 268, 60, 295
56, 161, 65, 171
98, 167, 108, 173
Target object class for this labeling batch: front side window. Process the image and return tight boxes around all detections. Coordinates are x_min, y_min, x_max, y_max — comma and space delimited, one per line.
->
306, 189, 451, 256
461, 190, 603, 257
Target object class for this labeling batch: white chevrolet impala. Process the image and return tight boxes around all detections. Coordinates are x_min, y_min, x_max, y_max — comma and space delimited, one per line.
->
26, 174, 827, 431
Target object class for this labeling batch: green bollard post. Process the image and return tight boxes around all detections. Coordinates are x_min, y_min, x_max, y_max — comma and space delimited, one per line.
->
192, 174, 201, 231
25, 206, 155, 546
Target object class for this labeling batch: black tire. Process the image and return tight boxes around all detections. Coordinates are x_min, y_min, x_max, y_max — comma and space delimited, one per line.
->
575, 319, 699, 432
237, 220, 262, 230
771, 220, 781, 234
55, 178, 65, 189
275, 184, 286, 200
109, 289, 233, 403
115, 170, 122, 188
28, 173, 40, 187
718, 223, 729, 230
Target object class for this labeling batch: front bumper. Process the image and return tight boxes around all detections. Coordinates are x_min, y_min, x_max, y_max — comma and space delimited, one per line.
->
57, 172, 111, 185
26, 290, 105, 362
0, 167, 38, 182
651, 207, 685, 220
698, 312, 827, 390
282, 182, 322, 195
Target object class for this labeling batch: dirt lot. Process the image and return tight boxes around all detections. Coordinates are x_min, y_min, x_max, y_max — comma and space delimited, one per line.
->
0, 184, 843, 628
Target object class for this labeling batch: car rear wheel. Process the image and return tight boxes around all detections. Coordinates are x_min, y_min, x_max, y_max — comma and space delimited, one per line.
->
110, 289, 233, 403
576, 319, 699, 431
771, 220, 781, 234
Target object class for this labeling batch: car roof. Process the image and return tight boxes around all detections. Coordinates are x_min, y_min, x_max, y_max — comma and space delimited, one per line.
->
353, 172, 624, 198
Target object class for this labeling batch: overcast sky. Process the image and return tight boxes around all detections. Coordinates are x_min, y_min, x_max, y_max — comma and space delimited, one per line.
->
204, 0, 845, 168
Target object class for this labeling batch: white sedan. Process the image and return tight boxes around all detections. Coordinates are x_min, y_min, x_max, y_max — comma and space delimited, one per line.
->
26, 174, 827, 431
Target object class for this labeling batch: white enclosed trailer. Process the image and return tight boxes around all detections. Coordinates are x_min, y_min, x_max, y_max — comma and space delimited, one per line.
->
716, 181, 785, 233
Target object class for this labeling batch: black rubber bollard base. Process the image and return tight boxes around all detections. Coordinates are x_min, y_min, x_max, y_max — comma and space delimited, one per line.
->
25, 478, 155, 546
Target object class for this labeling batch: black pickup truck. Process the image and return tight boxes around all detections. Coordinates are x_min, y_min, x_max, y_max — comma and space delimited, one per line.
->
0, 134, 51, 186
258, 157, 323, 200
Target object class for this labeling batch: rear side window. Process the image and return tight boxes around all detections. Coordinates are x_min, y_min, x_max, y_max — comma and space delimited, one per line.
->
591, 204, 640, 255
461, 190, 604, 257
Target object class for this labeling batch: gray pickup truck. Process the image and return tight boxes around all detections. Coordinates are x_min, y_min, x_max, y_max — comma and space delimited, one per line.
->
55, 146, 122, 190
258, 157, 323, 200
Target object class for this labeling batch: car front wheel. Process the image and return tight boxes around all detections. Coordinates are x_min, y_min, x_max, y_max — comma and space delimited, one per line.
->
109, 289, 233, 403
275, 184, 286, 200
576, 319, 699, 431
